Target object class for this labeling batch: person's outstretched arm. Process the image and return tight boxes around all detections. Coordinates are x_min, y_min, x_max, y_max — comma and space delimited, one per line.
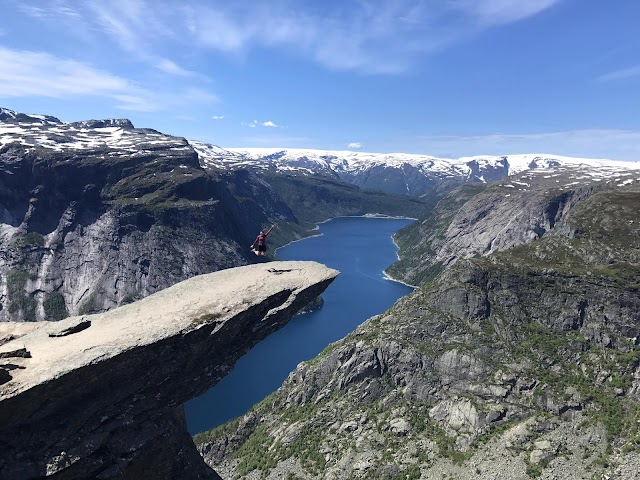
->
264, 225, 275, 237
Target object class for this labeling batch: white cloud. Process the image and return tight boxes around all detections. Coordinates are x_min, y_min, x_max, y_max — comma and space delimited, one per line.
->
112, 94, 157, 112
242, 120, 280, 128
452, 0, 560, 26
211, 115, 225, 120
348, 142, 363, 149
156, 58, 194, 76
417, 129, 640, 162
597, 65, 640, 82
182, 0, 561, 74
19, 1, 561, 76
0, 46, 132, 98
0, 46, 218, 112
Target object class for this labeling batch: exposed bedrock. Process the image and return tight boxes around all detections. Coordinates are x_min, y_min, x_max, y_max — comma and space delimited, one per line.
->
0, 261, 338, 480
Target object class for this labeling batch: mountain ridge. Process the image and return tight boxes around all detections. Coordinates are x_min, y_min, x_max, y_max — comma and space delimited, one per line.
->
191, 141, 640, 198
3, 106, 639, 199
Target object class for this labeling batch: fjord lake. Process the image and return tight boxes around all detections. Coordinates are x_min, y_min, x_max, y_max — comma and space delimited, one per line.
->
185, 216, 414, 434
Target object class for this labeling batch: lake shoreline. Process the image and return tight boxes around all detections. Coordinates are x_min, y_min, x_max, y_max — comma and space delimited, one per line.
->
384, 235, 418, 288
275, 213, 416, 257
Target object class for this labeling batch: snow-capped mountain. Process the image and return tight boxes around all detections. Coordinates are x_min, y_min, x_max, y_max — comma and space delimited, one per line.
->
0, 107, 192, 155
190, 142, 640, 197
2, 108, 640, 198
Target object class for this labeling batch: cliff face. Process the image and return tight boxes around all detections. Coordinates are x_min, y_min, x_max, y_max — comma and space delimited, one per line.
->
386, 167, 607, 286
0, 115, 301, 321
0, 261, 338, 480
197, 182, 640, 480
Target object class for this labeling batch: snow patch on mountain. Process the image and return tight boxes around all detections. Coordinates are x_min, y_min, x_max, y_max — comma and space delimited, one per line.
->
3, 107, 640, 197
0, 108, 190, 153
190, 141, 640, 195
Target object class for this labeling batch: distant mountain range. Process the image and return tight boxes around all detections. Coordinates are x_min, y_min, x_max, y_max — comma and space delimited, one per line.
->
190, 143, 640, 197
2, 107, 639, 199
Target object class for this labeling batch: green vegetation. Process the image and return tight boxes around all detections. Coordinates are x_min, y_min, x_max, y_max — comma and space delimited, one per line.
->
44, 292, 68, 321
6, 268, 37, 321
16, 232, 45, 248
7, 295, 37, 321
388, 465, 422, 480
230, 421, 327, 478
7, 268, 30, 294
387, 183, 486, 285
233, 424, 278, 477
106, 162, 213, 209
78, 294, 98, 315
264, 173, 433, 229
525, 462, 544, 478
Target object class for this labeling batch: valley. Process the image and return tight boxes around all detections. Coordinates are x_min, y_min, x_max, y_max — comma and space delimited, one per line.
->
1, 108, 640, 479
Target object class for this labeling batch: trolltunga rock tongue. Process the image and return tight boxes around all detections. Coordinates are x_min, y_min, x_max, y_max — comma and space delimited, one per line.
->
0, 261, 338, 480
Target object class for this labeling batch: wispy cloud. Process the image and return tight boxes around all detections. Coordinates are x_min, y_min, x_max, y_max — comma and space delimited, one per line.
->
0, 46, 132, 98
597, 65, 640, 82
183, 0, 562, 74
20, 0, 193, 77
348, 142, 363, 149
417, 129, 640, 161
112, 94, 157, 112
0, 46, 218, 112
211, 115, 224, 120
156, 58, 194, 76
453, 0, 560, 27
262, 121, 278, 128
16, 0, 562, 75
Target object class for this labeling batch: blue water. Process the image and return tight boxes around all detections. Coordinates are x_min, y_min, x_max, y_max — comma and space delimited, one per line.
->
185, 216, 414, 435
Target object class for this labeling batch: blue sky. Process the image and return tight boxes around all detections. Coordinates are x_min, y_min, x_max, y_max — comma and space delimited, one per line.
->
1, 0, 639, 160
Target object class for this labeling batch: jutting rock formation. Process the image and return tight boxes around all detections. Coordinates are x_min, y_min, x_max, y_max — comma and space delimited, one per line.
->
0, 261, 338, 480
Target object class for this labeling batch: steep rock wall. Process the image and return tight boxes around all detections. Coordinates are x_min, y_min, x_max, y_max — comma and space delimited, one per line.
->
0, 141, 298, 321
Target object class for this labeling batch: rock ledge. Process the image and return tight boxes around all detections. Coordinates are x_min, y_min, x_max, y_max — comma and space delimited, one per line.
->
0, 261, 338, 480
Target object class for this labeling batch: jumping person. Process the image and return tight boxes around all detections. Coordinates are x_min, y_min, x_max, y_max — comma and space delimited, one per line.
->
251, 224, 275, 256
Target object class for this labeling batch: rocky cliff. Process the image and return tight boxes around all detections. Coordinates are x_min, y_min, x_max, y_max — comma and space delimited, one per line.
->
386, 163, 636, 286
0, 111, 267, 321
197, 181, 640, 479
0, 261, 338, 480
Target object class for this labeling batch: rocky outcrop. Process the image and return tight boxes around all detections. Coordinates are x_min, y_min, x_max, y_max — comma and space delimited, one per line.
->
386, 169, 631, 286
0, 261, 338, 480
